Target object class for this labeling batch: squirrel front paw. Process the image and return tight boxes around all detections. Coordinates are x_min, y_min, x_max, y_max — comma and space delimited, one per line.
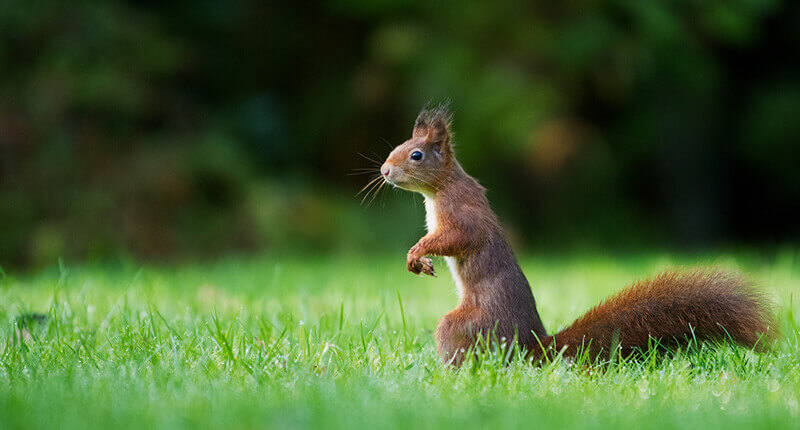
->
407, 253, 436, 277
418, 257, 436, 276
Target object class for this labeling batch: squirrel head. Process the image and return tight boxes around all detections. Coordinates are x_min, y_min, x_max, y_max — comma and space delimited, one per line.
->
381, 105, 454, 195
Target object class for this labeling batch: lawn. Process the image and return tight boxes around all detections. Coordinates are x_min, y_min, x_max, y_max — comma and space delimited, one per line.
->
1, 250, 799, 429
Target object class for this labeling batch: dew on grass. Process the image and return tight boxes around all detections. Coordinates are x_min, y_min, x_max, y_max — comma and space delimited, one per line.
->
636, 378, 651, 400
768, 378, 780, 393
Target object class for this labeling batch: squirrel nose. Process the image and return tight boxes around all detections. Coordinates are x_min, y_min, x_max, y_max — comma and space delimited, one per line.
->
381, 165, 391, 177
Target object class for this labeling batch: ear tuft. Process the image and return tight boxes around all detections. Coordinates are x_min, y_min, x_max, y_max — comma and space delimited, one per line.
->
414, 102, 453, 135
425, 103, 452, 146
429, 102, 453, 128
414, 102, 453, 137
427, 118, 449, 145
413, 102, 454, 156
412, 111, 428, 138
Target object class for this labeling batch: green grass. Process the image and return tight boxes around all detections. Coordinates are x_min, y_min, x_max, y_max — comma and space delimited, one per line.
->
2, 250, 800, 429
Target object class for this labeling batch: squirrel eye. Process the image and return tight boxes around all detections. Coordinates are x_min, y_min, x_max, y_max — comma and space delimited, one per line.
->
410, 150, 423, 161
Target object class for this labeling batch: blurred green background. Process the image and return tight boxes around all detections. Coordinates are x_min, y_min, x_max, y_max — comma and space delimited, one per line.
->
1, 0, 799, 268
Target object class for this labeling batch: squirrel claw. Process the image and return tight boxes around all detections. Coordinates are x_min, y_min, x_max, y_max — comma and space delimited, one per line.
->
407, 255, 435, 277
419, 257, 436, 277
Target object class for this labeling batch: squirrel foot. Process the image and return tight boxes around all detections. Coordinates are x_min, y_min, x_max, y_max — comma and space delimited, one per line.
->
407, 253, 436, 277
418, 257, 436, 277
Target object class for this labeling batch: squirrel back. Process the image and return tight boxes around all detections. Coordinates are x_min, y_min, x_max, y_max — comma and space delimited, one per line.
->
379, 104, 777, 366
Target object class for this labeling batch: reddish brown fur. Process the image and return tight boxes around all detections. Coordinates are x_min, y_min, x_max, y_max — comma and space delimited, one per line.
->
380, 105, 777, 366
539, 269, 777, 360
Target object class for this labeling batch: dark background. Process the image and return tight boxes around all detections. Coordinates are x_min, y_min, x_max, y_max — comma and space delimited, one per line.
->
1, 0, 799, 268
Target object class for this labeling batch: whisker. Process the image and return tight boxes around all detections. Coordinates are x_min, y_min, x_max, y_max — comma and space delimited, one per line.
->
360, 177, 385, 205
357, 152, 382, 166
379, 136, 394, 149
363, 181, 380, 207
356, 176, 382, 197
366, 179, 387, 208
361, 185, 383, 207
401, 171, 438, 192
380, 178, 393, 208
370, 150, 386, 163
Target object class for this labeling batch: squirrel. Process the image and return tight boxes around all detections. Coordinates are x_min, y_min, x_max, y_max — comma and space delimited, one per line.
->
378, 104, 777, 366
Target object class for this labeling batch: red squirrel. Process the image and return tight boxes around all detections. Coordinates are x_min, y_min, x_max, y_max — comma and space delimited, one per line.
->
379, 104, 777, 366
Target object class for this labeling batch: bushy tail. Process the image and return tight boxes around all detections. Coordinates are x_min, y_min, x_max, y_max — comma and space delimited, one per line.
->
546, 269, 778, 359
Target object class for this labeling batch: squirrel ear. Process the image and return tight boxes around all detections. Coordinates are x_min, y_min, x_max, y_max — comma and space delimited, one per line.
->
412, 112, 428, 138
427, 118, 449, 144
427, 119, 451, 157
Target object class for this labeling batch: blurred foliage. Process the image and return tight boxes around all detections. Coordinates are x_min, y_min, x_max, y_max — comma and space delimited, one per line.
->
0, 0, 799, 267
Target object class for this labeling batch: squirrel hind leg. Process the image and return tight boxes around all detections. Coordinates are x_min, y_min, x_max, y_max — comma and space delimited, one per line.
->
435, 308, 478, 366
436, 306, 540, 366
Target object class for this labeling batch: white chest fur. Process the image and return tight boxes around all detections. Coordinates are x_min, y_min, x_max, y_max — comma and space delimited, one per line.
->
423, 195, 464, 299
423, 195, 438, 232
